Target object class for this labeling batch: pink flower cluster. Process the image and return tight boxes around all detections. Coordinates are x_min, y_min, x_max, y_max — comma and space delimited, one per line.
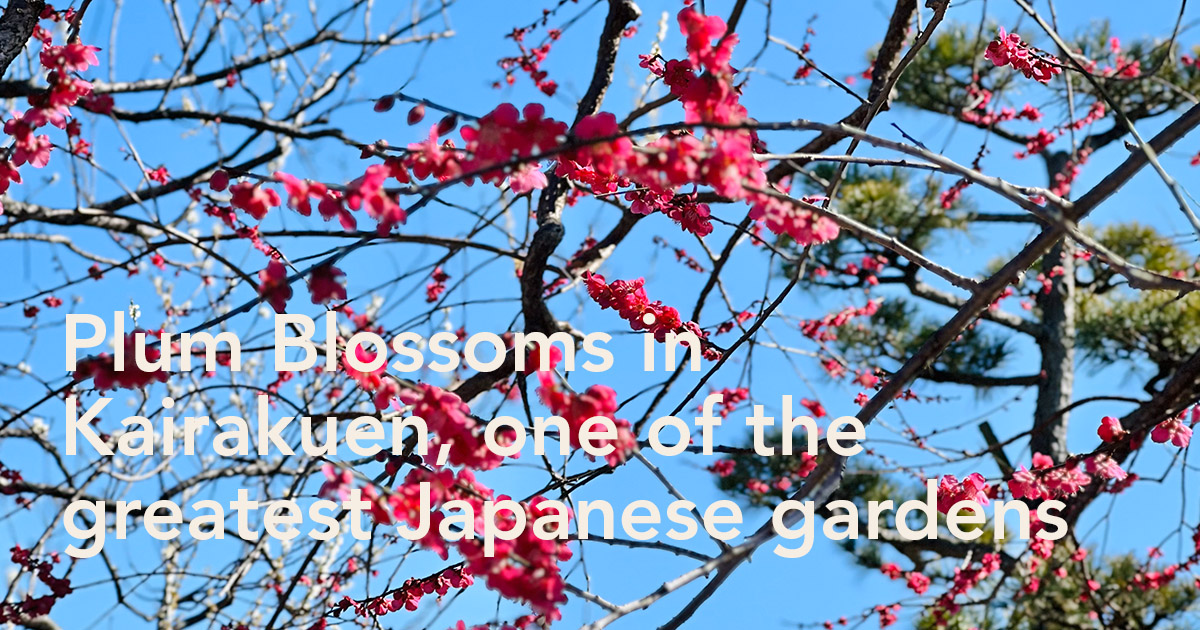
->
337, 567, 473, 617
930, 553, 1001, 624
1085, 453, 1128, 482
498, 26, 559, 96
1015, 128, 1058, 159
1097, 415, 1127, 442
426, 266, 450, 303
215, 158, 408, 238
628, 190, 714, 237
318, 345, 648, 618
535, 370, 637, 467
1049, 148, 1091, 197
394, 8, 840, 249
324, 462, 570, 619
984, 27, 1062, 83
73, 330, 171, 390
584, 271, 720, 360
459, 103, 567, 194
1011, 102, 1105, 164
230, 181, 281, 221
341, 338, 403, 411
959, 84, 1043, 128
879, 563, 931, 595
935, 472, 991, 514
0, 12, 99, 215
0, 462, 24, 503
411, 384, 510, 471
703, 386, 750, 418
742, 450, 818, 496
748, 191, 841, 245
406, 127, 463, 182
451, 617, 543, 630
707, 459, 736, 477
345, 163, 410, 233
1151, 415, 1193, 448
563, 10, 837, 246
309, 264, 347, 305
456, 496, 572, 617
940, 177, 971, 209
798, 299, 882, 342
1081, 38, 1143, 79
2, 546, 72, 624
1008, 453, 1095, 500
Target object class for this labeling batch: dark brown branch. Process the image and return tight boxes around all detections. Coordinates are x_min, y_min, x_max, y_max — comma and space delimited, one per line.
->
0, 0, 44, 77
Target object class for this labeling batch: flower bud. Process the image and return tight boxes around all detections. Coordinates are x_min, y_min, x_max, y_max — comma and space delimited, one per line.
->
407, 103, 426, 125
373, 94, 396, 113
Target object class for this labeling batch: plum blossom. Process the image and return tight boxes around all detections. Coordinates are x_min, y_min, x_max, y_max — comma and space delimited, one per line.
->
984, 27, 1062, 83
936, 473, 990, 513
536, 372, 637, 466
1086, 454, 1127, 481
308, 264, 346, 304
1098, 415, 1127, 443
257, 259, 292, 313
1151, 416, 1193, 448
230, 181, 281, 221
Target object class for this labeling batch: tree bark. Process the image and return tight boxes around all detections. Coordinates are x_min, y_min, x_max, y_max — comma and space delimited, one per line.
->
0, 0, 44, 77
1031, 150, 1077, 461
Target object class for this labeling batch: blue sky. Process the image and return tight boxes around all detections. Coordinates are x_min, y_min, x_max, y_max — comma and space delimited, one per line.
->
2, 0, 1199, 628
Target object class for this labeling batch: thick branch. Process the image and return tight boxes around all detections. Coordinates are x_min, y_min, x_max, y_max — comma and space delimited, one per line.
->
0, 0, 43, 77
